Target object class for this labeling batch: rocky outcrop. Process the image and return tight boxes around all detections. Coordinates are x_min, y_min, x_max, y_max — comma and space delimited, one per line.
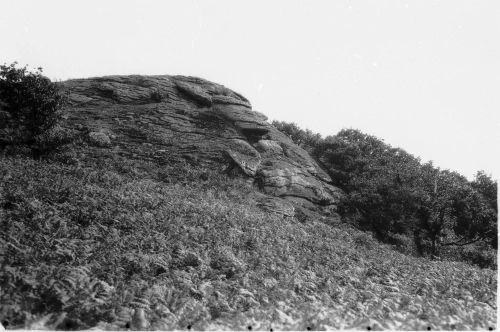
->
225, 139, 261, 177
62, 75, 342, 216
256, 196, 295, 218
175, 80, 213, 107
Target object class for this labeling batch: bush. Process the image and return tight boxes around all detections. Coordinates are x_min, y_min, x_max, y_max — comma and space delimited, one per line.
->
388, 233, 419, 256
352, 232, 377, 250
271, 120, 322, 152
0, 62, 68, 157
460, 246, 497, 269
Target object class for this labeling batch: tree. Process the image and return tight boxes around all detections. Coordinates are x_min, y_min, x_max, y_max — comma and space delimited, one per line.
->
313, 128, 496, 256
314, 129, 421, 239
414, 169, 458, 256
273, 123, 497, 261
313, 134, 360, 188
413, 167, 497, 256
448, 184, 497, 249
470, 171, 498, 248
272, 121, 322, 152
471, 171, 497, 213
0, 62, 68, 157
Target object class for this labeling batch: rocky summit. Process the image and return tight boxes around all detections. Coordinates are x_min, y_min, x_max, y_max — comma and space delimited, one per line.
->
62, 75, 342, 219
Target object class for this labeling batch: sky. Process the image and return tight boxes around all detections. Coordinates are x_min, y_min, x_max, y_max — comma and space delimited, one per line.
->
1, 0, 499, 180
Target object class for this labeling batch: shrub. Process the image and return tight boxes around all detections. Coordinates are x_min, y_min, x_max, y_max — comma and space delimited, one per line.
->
352, 232, 376, 250
271, 120, 322, 152
460, 246, 497, 269
388, 233, 419, 256
209, 247, 245, 279
0, 62, 68, 157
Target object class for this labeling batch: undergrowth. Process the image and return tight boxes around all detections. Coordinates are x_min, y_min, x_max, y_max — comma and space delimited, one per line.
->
0, 154, 496, 330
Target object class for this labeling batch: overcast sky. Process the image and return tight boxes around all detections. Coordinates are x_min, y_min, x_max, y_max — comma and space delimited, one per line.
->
1, 0, 498, 180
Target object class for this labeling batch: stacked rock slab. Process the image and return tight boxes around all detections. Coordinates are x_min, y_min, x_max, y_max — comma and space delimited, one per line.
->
62, 75, 342, 216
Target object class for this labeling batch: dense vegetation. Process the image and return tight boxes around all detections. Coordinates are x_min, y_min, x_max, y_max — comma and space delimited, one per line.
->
0, 155, 496, 330
273, 121, 497, 268
0, 62, 71, 159
0, 65, 496, 329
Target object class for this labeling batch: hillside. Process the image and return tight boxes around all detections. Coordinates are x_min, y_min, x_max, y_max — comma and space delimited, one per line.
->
0, 74, 497, 330
61, 75, 342, 214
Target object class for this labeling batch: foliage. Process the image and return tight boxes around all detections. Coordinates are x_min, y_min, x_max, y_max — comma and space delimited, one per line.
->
0, 152, 496, 330
273, 123, 497, 262
472, 171, 498, 213
459, 244, 497, 269
271, 120, 322, 152
0, 62, 69, 157
471, 171, 498, 248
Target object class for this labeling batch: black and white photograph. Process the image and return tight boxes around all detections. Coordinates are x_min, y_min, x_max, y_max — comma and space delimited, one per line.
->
0, 0, 497, 330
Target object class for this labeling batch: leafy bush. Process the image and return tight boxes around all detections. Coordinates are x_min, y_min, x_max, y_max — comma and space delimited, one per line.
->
273, 122, 497, 260
0, 62, 69, 157
460, 246, 497, 269
388, 233, 419, 256
271, 120, 322, 152
352, 232, 377, 250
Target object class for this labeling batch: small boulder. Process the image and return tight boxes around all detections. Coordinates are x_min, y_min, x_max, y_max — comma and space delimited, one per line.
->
88, 131, 111, 147
225, 139, 261, 176
226, 150, 261, 177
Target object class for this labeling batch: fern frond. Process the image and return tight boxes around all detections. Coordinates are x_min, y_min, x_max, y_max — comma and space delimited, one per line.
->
90, 279, 114, 304
130, 294, 150, 309
112, 306, 133, 328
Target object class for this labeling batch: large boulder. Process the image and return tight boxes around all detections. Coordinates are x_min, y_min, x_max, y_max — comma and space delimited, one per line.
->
62, 75, 342, 213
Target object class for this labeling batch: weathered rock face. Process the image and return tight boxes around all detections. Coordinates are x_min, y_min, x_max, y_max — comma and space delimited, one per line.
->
62, 75, 342, 214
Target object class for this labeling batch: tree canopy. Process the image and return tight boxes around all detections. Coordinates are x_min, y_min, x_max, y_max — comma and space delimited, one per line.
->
274, 122, 497, 260
0, 62, 68, 157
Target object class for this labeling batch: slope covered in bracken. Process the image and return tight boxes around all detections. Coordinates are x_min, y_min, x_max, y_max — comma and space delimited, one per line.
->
0, 154, 496, 330
0, 73, 497, 330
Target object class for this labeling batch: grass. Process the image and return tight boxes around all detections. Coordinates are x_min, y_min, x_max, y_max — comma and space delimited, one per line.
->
0, 151, 497, 330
